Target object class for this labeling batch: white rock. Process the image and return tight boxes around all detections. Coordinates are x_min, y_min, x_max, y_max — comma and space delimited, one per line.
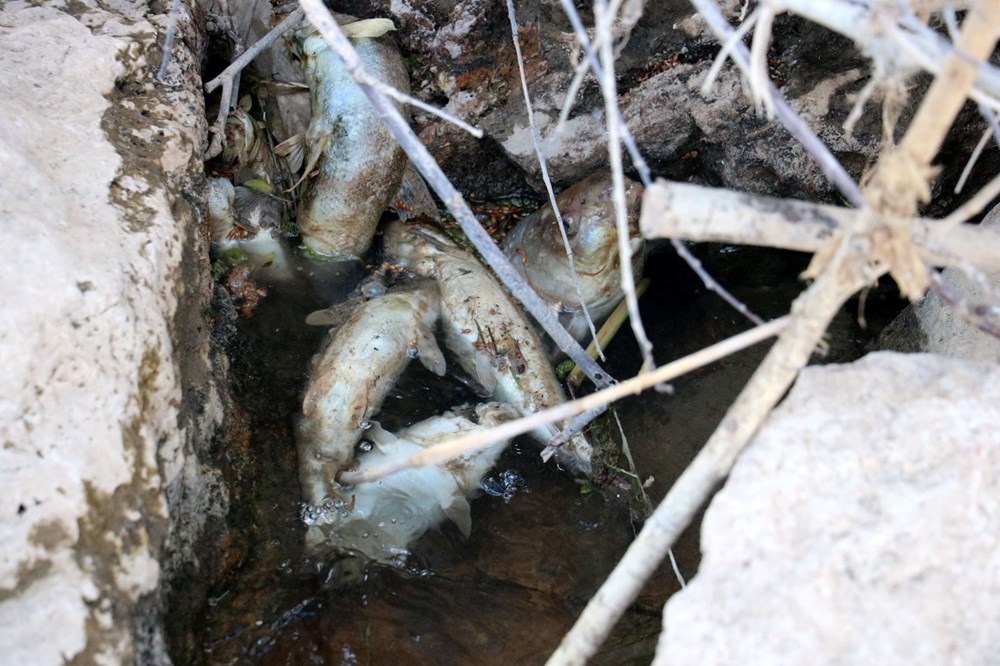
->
658, 352, 1000, 665
0, 2, 219, 663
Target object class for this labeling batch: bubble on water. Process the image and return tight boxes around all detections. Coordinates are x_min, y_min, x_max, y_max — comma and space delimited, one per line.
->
360, 280, 386, 298
356, 440, 373, 454
407, 346, 419, 358
361, 532, 369, 539
360, 420, 373, 430
481, 468, 527, 503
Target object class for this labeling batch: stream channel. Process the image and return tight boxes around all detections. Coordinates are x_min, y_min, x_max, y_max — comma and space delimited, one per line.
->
166, 232, 903, 664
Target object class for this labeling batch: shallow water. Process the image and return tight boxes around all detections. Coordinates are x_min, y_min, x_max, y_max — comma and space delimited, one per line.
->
177, 241, 899, 665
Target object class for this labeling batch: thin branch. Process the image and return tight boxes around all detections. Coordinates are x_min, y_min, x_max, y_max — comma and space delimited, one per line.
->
155, 0, 183, 81
942, 169, 1000, 228
505, 0, 603, 356
339, 316, 790, 486
204, 7, 305, 158
298, 0, 614, 389
567, 279, 651, 389
378, 83, 485, 139
689, 0, 866, 208
955, 122, 993, 194
595, 0, 655, 372
929, 270, 1000, 338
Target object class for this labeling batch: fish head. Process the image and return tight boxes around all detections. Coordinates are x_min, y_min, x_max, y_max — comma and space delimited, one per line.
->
554, 172, 644, 273
383, 221, 456, 273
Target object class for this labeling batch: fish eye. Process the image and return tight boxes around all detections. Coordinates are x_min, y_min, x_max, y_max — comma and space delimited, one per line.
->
562, 215, 578, 236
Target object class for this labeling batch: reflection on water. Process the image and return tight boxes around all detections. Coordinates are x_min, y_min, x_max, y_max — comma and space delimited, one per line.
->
173, 243, 899, 665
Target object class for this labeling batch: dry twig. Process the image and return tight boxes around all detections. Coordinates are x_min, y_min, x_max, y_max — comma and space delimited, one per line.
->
595, 0, 656, 372
339, 316, 789, 486
505, 0, 603, 356
204, 7, 304, 159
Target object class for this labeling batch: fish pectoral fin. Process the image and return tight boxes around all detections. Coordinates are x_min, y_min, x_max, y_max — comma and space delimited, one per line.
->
443, 497, 472, 539
305, 308, 339, 326
416, 330, 447, 377
474, 353, 498, 395
366, 421, 397, 449
274, 133, 305, 174
342, 18, 396, 39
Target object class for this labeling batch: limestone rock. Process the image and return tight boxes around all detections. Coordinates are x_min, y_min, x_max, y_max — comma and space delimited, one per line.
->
0, 2, 222, 663
878, 203, 1000, 363
657, 352, 1000, 665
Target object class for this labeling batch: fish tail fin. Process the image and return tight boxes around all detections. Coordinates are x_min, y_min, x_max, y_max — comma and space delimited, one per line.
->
342, 18, 396, 39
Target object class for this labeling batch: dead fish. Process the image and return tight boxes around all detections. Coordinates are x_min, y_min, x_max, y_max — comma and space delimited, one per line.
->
207, 177, 293, 281
383, 221, 593, 475
296, 284, 446, 506
277, 17, 409, 258
502, 172, 645, 344
303, 402, 520, 566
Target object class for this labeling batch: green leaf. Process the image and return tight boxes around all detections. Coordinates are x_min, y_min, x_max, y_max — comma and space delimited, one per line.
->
241, 178, 273, 194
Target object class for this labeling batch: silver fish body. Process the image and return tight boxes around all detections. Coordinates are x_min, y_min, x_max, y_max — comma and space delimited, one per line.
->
296, 284, 446, 506
502, 172, 644, 344
304, 402, 519, 566
294, 21, 409, 258
384, 221, 593, 474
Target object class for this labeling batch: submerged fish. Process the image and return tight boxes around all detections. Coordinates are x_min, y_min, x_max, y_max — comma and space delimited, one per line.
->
502, 172, 645, 344
296, 284, 446, 506
384, 221, 593, 475
279, 17, 409, 258
207, 177, 293, 281
303, 402, 520, 566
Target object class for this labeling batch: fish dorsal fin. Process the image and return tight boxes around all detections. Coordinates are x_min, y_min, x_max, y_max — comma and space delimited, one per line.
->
305, 298, 362, 327
342, 18, 396, 39
443, 497, 472, 539
273, 133, 305, 174
416, 328, 447, 377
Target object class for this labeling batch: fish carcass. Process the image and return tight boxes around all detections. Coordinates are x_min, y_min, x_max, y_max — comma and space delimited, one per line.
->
280, 17, 409, 258
502, 172, 645, 344
303, 402, 520, 566
384, 221, 593, 475
296, 283, 446, 506
207, 177, 294, 281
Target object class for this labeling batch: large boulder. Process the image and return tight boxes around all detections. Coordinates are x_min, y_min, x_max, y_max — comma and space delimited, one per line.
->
657, 352, 1000, 664
0, 2, 223, 663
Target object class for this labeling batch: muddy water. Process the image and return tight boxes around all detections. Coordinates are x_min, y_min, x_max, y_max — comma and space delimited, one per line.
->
181, 242, 899, 665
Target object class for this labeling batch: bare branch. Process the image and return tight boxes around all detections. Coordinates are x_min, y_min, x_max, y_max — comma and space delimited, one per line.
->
204, 7, 304, 158
595, 0, 655, 371
339, 316, 790, 486
689, 0, 866, 207
297, 0, 613, 389
505, 0, 603, 355
155, 0, 183, 81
